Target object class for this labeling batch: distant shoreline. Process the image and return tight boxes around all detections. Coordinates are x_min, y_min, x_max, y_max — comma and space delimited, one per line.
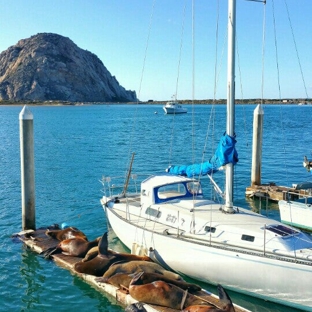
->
0, 98, 311, 106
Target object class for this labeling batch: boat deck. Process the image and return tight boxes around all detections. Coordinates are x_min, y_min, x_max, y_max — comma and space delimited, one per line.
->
110, 203, 312, 265
15, 227, 250, 312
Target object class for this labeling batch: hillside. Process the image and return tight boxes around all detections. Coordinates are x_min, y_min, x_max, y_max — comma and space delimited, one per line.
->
0, 33, 136, 103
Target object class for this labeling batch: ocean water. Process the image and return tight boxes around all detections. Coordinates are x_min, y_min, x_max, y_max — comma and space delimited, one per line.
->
1, 103, 311, 312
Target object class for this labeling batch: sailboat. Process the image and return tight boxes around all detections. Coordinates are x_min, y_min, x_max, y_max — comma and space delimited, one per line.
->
100, 1, 312, 310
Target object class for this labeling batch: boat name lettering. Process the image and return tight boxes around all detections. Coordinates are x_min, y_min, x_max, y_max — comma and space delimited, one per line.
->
166, 214, 177, 223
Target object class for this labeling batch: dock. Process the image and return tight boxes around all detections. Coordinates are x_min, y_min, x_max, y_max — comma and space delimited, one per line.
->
245, 182, 312, 202
15, 227, 250, 312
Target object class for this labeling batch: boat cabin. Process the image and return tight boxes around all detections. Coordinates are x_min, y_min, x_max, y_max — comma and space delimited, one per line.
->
140, 174, 203, 207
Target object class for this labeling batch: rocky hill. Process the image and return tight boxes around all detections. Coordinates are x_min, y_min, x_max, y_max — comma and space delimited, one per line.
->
0, 33, 137, 102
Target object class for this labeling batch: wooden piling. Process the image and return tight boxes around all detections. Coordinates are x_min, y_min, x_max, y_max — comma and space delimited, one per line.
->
19, 105, 36, 230
251, 104, 263, 186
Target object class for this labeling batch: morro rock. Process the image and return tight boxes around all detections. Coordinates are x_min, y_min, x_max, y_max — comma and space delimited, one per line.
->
0, 33, 137, 102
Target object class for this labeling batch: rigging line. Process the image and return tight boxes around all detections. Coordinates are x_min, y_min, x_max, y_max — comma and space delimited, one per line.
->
175, 1, 187, 101
201, 1, 222, 192
260, 0, 267, 105
283, 0, 309, 99
235, 40, 249, 141
271, 0, 289, 185
272, 0, 288, 183
191, 0, 196, 166
200, 0, 220, 174
245, 0, 266, 3
271, 0, 281, 100
168, 0, 187, 167
126, 0, 156, 176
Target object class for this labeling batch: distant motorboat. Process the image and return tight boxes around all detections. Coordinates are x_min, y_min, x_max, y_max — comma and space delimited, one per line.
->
163, 101, 187, 114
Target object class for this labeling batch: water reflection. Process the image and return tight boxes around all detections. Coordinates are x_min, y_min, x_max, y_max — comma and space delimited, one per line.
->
19, 246, 46, 310
72, 276, 123, 312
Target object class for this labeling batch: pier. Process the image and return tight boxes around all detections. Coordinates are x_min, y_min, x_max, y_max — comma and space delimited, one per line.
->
15, 227, 250, 312
246, 182, 312, 202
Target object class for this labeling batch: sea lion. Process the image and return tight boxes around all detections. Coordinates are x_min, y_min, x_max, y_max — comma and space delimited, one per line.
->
42, 236, 100, 258
95, 259, 201, 292
45, 227, 88, 241
74, 232, 153, 276
182, 285, 235, 312
97, 271, 201, 293
81, 246, 98, 262
102, 260, 182, 280
129, 271, 207, 310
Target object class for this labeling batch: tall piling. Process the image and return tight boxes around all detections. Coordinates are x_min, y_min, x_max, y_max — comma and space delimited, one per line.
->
19, 105, 36, 230
251, 104, 264, 186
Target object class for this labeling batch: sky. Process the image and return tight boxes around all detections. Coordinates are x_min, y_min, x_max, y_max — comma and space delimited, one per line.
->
0, 0, 311, 102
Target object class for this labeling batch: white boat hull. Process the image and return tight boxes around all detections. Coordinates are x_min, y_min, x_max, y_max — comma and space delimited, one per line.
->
163, 102, 187, 114
279, 200, 312, 232
105, 205, 312, 311
163, 107, 187, 114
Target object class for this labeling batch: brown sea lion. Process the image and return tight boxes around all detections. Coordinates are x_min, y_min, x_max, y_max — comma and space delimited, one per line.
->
81, 246, 98, 262
74, 232, 153, 276
59, 236, 101, 257
42, 236, 101, 258
182, 285, 235, 312
129, 271, 207, 310
102, 260, 182, 280
45, 227, 88, 241
97, 271, 201, 293
96, 259, 200, 292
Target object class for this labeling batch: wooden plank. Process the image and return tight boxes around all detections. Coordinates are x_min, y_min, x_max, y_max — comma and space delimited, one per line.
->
245, 183, 307, 202
15, 227, 250, 312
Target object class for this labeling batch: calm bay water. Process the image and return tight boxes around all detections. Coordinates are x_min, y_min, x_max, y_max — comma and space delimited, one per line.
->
1, 104, 311, 311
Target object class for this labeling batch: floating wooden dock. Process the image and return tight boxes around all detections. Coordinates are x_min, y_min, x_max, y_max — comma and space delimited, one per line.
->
16, 227, 250, 312
245, 182, 312, 202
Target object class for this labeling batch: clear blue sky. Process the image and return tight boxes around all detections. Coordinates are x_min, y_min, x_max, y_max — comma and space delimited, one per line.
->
1, 0, 311, 101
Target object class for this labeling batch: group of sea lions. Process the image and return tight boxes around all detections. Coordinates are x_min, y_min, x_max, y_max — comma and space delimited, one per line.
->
43, 227, 100, 258
42, 227, 235, 312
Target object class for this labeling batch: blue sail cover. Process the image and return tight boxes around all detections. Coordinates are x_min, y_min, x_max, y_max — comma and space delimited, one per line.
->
166, 134, 238, 177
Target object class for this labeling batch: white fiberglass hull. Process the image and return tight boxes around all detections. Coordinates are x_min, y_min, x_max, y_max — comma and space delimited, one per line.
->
279, 200, 312, 232
163, 107, 187, 114
105, 206, 312, 311
163, 102, 187, 114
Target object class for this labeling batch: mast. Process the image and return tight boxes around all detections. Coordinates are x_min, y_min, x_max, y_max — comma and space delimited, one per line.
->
224, 0, 236, 213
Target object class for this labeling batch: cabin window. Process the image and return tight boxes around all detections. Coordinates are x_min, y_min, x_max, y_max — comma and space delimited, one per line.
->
145, 207, 161, 218
241, 234, 255, 242
186, 181, 202, 195
157, 183, 187, 199
265, 224, 298, 236
204, 226, 216, 233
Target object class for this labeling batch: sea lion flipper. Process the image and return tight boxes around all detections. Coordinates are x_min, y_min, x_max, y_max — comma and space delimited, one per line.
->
98, 232, 108, 256
125, 302, 147, 312
95, 277, 107, 283
217, 284, 234, 311
40, 247, 59, 259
